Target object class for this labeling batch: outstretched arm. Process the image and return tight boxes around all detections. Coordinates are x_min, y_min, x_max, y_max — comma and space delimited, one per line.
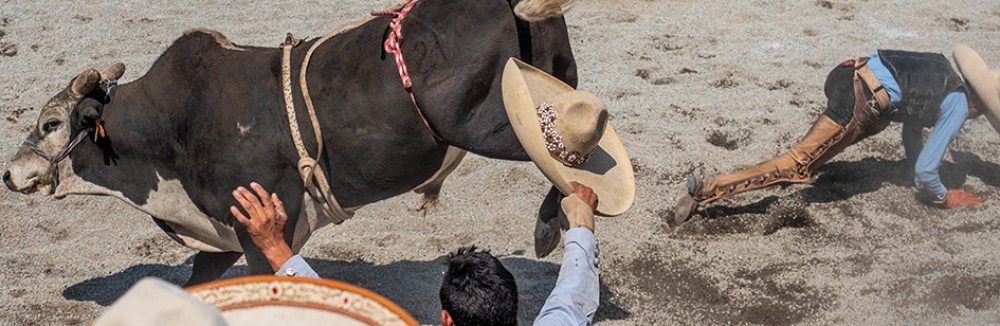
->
913, 91, 981, 208
231, 183, 319, 278
535, 182, 600, 325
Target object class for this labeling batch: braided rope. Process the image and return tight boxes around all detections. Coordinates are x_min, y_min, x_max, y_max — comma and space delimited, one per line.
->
278, 1, 412, 224
375, 0, 440, 139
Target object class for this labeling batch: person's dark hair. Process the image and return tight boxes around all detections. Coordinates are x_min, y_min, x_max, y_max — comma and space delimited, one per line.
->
439, 246, 518, 326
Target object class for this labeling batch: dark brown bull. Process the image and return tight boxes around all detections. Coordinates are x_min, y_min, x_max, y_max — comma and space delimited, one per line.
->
2, 0, 577, 285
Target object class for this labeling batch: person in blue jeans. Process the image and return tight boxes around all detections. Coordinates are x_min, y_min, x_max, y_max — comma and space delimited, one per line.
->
675, 48, 991, 224
231, 181, 601, 326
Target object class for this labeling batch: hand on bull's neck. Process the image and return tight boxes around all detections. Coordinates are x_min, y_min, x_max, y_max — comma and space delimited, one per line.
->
231, 183, 293, 272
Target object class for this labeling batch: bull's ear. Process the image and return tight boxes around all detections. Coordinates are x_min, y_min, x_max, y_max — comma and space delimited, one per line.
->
74, 98, 102, 129
70, 69, 100, 98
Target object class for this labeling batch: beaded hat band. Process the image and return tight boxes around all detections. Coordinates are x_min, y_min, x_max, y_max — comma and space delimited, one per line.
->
536, 103, 590, 166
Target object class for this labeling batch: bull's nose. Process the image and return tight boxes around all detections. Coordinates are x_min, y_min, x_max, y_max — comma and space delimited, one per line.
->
2, 170, 12, 190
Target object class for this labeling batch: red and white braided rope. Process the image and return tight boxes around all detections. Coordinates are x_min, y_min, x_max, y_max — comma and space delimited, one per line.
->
375, 0, 440, 139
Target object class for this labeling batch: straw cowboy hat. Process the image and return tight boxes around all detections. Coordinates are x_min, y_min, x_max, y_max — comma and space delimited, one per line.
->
94, 276, 418, 326
502, 58, 635, 216
954, 44, 1000, 135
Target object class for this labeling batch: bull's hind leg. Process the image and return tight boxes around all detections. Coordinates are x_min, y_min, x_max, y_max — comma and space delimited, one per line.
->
412, 146, 467, 213
185, 251, 243, 286
534, 186, 565, 258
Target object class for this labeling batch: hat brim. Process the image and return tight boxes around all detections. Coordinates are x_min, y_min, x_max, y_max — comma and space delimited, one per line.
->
954, 44, 1000, 136
502, 58, 635, 216
187, 276, 418, 326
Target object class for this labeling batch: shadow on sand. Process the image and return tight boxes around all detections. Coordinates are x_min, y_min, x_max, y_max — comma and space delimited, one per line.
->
64, 253, 629, 324
803, 151, 1000, 203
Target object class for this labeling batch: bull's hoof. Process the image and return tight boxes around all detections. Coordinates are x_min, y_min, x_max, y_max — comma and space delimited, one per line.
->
534, 216, 562, 258
409, 195, 439, 216
671, 193, 698, 227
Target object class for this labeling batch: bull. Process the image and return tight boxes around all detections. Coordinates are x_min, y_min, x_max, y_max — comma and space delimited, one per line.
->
2, 0, 577, 285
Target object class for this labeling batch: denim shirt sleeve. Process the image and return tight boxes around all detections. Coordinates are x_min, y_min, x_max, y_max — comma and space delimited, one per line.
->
914, 91, 968, 199
868, 53, 902, 105
274, 255, 320, 279
534, 228, 600, 326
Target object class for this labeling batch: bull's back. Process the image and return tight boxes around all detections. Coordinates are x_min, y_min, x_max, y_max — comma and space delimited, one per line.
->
298, 0, 524, 207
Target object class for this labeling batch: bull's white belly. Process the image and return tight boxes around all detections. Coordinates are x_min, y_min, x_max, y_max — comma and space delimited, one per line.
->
58, 170, 243, 252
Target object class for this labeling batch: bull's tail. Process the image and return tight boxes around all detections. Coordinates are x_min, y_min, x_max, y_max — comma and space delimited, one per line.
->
513, 0, 575, 22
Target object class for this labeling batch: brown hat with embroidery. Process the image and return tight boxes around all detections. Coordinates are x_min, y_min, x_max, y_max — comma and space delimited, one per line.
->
502, 58, 635, 216
94, 276, 419, 325
954, 44, 1000, 136
186, 276, 418, 325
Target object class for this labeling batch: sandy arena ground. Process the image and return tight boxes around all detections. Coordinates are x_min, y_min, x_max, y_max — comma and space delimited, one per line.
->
2, 0, 1000, 325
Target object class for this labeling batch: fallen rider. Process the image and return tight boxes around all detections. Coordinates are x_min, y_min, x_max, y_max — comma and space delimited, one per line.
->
675, 44, 1000, 225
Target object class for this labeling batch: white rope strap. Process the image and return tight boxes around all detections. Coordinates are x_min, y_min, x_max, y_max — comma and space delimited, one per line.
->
281, 42, 353, 224
279, 0, 413, 224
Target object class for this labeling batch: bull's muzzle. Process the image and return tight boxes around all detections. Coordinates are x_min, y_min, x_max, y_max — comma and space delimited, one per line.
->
3, 154, 49, 194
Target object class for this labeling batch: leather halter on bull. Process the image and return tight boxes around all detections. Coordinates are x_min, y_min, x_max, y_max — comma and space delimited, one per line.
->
23, 67, 123, 195
24, 127, 89, 195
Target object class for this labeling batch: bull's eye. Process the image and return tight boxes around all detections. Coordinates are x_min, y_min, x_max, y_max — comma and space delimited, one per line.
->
42, 120, 63, 133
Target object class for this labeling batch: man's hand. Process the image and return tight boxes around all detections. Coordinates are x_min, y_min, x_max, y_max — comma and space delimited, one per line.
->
230, 182, 293, 272
944, 189, 983, 208
562, 182, 598, 233
968, 100, 984, 119
571, 182, 598, 211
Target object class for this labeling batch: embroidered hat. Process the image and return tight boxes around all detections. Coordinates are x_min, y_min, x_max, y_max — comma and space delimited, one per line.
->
502, 58, 635, 216
954, 44, 1000, 135
185, 276, 418, 326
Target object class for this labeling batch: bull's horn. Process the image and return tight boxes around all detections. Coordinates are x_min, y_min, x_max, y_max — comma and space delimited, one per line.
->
100, 62, 126, 81
70, 69, 101, 97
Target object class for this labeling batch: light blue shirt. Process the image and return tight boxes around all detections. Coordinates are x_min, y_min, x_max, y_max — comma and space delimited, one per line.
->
276, 228, 601, 325
868, 53, 902, 105
869, 53, 968, 199
275, 255, 319, 279
534, 228, 600, 326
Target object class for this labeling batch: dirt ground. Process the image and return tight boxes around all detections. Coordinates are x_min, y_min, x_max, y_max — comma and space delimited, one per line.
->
3, 0, 1000, 325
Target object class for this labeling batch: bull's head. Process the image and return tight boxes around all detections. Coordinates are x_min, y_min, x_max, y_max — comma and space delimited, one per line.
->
2, 63, 125, 195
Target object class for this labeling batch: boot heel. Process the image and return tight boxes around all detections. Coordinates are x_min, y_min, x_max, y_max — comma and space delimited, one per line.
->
686, 175, 703, 196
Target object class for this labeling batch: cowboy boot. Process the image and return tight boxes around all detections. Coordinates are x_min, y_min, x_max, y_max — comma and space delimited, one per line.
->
673, 114, 847, 224
673, 74, 891, 225
676, 111, 888, 225
695, 114, 847, 201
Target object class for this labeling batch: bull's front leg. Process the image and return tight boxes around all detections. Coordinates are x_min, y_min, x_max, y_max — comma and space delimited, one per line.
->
228, 182, 305, 278
149, 215, 245, 286
237, 222, 282, 276
185, 250, 243, 286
